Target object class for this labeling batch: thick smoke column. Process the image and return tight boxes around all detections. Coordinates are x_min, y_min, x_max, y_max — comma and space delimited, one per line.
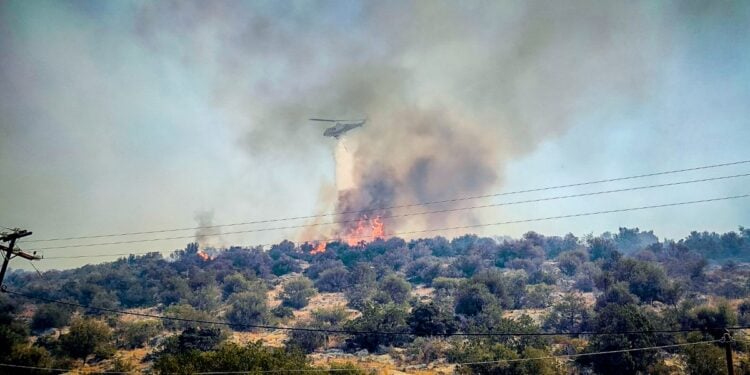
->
333, 110, 501, 240
134, 2, 689, 239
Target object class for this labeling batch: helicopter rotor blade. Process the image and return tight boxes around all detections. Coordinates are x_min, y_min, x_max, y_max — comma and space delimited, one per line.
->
310, 118, 366, 123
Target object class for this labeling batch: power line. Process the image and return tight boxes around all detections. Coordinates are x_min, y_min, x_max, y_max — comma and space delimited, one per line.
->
0, 362, 128, 374
31, 172, 750, 251
0, 362, 379, 374
45, 251, 162, 259
25, 159, 750, 243
44, 251, 164, 259
453, 339, 721, 366
0, 340, 723, 374
188, 340, 726, 373
4, 289, 750, 337
36, 192, 750, 256
193, 368, 380, 374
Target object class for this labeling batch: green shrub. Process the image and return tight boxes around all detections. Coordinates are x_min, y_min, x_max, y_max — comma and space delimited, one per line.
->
225, 292, 270, 331
59, 317, 114, 360
117, 320, 163, 349
281, 277, 316, 309
31, 304, 72, 331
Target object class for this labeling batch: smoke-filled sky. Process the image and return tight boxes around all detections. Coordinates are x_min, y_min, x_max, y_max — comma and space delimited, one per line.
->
1, 1, 749, 270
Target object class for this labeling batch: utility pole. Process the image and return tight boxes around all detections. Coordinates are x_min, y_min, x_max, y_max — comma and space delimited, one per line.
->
723, 330, 735, 375
0, 228, 37, 288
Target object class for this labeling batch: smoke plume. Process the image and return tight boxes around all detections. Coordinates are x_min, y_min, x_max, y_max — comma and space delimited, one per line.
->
134, 1, 683, 239
194, 210, 225, 250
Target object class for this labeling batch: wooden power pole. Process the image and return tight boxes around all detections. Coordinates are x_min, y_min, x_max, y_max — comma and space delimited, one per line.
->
724, 330, 735, 375
0, 228, 38, 288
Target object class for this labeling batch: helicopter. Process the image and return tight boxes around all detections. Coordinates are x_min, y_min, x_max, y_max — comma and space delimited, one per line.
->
309, 118, 366, 139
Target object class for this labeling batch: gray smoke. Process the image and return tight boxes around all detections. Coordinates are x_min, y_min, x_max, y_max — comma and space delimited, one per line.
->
194, 210, 224, 249
133, 1, 696, 237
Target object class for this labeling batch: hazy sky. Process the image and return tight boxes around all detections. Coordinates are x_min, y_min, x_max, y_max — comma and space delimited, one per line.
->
1, 1, 749, 270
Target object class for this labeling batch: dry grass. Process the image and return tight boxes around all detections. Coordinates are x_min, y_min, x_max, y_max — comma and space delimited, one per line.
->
309, 355, 456, 375
238, 278, 353, 347
118, 307, 162, 323
412, 285, 435, 302
294, 292, 352, 322
231, 330, 288, 347
502, 308, 547, 324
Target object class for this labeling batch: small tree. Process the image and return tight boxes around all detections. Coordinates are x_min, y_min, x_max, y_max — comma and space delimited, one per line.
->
7, 344, 53, 371
272, 255, 302, 276
221, 273, 255, 299
188, 285, 222, 312
377, 274, 412, 305
684, 340, 727, 375
523, 284, 554, 308
59, 317, 114, 360
271, 305, 294, 319
160, 327, 227, 354
689, 302, 737, 339
118, 320, 163, 349
0, 296, 28, 360
345, 303, 410, 351
286, 321, 327, 353
162, 304, 214, 331
281, 277, 316, 309
153, 341, 345, 374
580, 304, 656, 375
450, 341, 563, 375
557, 251, 586, 276
543, 294, 592, 333
345, 285, 376, 310
110, 355, 138, 373
312, 307, 349, 327
455, 282, 498, 316
738, 300, 750, 326
225, 292, 269, 331
595, 282, 639, 310
589, 237, 619, 261
286, 307, 349, 354
315, 267, 350, 292
408, 302, 458, 336
31, 303, 71, 331
406, 337, 452, 363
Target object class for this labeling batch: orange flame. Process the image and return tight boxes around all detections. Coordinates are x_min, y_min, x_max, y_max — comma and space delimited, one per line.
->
371, 216, 385, 238
196, 250, 211, 261
343, 215, 386, 246
311, 241, 327, 255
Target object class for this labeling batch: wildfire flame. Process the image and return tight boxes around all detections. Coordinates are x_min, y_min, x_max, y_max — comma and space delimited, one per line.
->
196, 250, 211, 261
311, 241, 327, 255
343, 215, 386, 246
305, 215, 387, 255
371, 216, 384, 238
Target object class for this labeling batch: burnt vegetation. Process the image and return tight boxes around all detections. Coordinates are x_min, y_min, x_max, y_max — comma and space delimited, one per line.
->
2, 226, 750, 374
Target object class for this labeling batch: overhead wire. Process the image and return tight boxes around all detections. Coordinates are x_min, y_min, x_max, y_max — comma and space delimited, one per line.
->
27, 260, 44, 279
179, 340, 732, 373
37, 192, 750, 258
0, 362, 129, 374
191, 368, 381, 374
0, 340, 725, 374
28, 172, 750, 252
0, 362, 384, 374
4, 289, 750, 337
3, 163, 747, 372
451, 339, 722, 366
24, 159, 750, 243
